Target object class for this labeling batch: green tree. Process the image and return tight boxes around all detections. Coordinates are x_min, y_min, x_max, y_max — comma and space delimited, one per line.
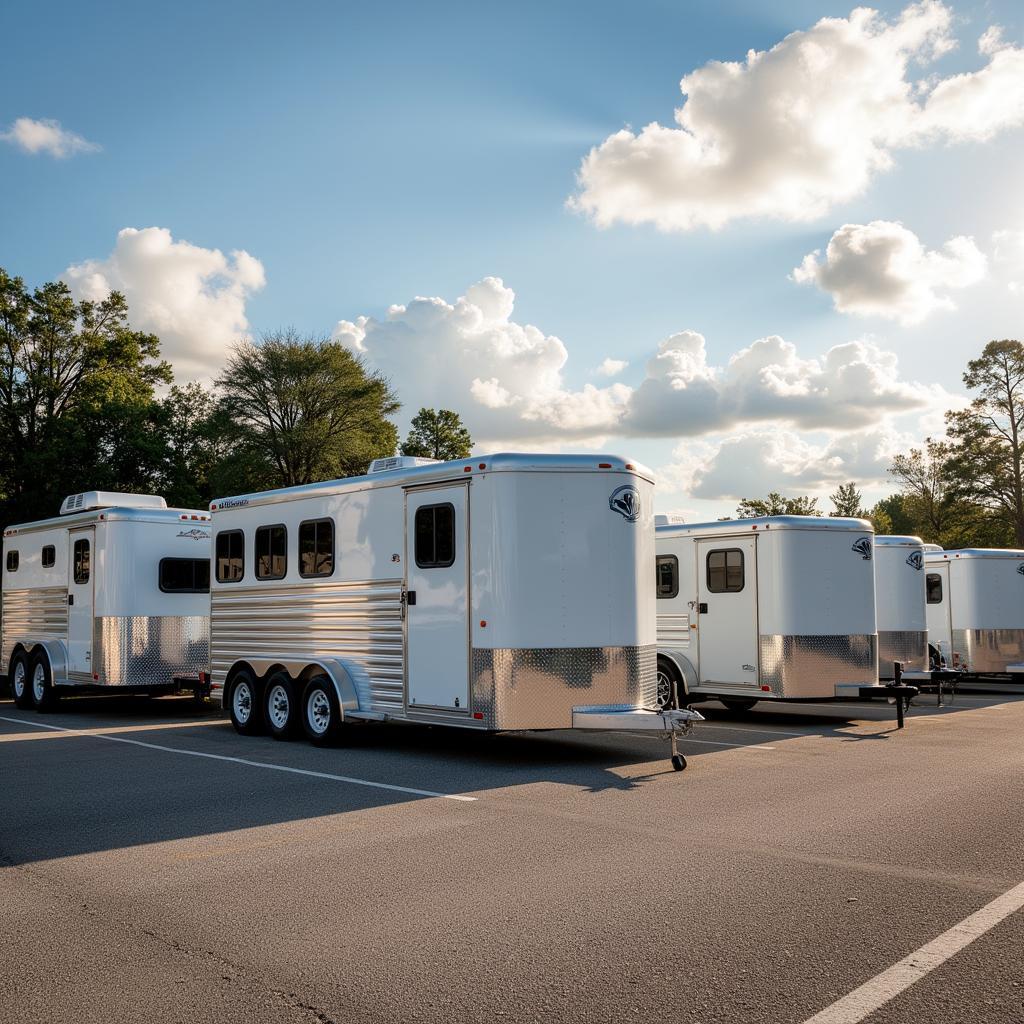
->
829, 482, 865, 518
736, 492, 821, 517
944, 340, 1024, 545
215, 329, 400, 488
871, 494, 917, 536
0, 268, 171, 524
401, 407, 473, 462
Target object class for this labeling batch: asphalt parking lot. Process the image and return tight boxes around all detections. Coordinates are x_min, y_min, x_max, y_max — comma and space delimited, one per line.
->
1, 688, 1022, 1024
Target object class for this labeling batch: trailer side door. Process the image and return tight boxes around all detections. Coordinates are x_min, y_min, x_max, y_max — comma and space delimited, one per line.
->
404, 484, 470, 712
67, 527, 95, 677
925, 563, 952, 665
696, 536, 758, 688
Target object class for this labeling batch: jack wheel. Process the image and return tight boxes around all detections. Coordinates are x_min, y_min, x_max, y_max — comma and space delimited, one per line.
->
671, 753, 687, 772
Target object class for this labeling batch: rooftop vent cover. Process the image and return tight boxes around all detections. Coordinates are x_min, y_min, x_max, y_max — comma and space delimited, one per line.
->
367, 456, 440, 474
60, 492, 168, 516
655, 513, 686, 526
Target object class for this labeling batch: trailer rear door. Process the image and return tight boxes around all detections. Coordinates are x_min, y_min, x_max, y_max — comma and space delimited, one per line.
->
696, 536, 758, 688
67, 527, 95, 676
404, 483, 470, 712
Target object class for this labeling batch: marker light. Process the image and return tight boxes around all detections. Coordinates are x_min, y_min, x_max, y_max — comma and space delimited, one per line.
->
598, 463, 612, 469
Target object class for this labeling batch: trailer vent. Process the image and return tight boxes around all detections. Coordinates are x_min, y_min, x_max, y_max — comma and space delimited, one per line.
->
60, 492, 168, 515
367, 456, 440, 474
655, 513, 686, 526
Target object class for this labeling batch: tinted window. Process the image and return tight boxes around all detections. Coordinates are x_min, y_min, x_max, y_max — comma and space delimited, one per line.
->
415, 503, 455, 568
707, 548, 744, 593
299, 518, 334, 578
926, 572, 943, 604
656, 554, 678, 599
41, 545, 55, 568
73, 539, 90, 584
255, 524, 287, 580
215, 530, 244, 583
159, 558, 211, 593
6, 550, 18, 572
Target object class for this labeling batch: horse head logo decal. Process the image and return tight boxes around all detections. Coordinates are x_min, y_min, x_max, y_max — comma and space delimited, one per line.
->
852, 537, 872, 561
906, 551, 923, 570
609, 485, 641, 524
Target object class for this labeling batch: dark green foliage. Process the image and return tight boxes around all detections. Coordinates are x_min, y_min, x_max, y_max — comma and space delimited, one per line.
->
401, 408, 473, 462
735, 492, 821, 517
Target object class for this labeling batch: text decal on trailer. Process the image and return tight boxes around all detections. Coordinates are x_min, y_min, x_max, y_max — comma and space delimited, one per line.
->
177, 528, 211, 540
906, 551, 923, 570
851, 538, 872, 560
608, 485, 641, 523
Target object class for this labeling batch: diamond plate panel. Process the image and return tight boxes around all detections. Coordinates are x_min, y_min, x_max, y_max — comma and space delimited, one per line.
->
952, 628, 1024, 674
878, 629, 928, 678
758, 634, 877, 698
471, 645, 657, 730
93, 615, 209, 687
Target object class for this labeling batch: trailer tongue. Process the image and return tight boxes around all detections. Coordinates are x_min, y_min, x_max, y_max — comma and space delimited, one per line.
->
572, 705, 704, 771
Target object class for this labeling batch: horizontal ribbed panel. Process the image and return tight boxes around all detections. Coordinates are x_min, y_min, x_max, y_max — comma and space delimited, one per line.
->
657, 613, 691, 648
1, 586, 69, 668
210, 579, 404, 711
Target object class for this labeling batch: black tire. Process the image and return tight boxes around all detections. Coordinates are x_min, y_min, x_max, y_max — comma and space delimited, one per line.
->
301, 675, 344, 746
720, 697, 758, 713
656, 656, 682, 710
10, 651, 33, 709
29, 651, 58, 712
227, 669, 263, 735
263, 672, 299, 740
671, 753, 687, 772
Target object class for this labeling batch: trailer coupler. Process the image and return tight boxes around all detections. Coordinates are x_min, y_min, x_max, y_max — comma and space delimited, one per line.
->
571, 706, 704, 771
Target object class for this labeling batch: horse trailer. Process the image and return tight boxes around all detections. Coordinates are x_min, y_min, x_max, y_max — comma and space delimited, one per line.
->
2, 492, 212, 710
655, 516, 906, 710
207, 454, 701, 770
924, 548, 1024, 678
874, 536, 928, 680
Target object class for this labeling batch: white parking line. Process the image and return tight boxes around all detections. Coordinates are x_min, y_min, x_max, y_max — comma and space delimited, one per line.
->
683, 738, 776, 751
696, 723, 809, 738
802, 879, 1024, 1023
0, 715, 477, 802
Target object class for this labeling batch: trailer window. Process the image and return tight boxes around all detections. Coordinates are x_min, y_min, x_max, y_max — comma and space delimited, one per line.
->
159, 558, 210, 593
299, 518, 334, 578
656, 555, 678, 599
706, 548, 744, 593
215, 530, 244, 583
41, 545, 55, 568
926, 572, 943, 604
73, 539, 90, 584
5, 550, 18, 572
415, 503, 455, 568
255, 524, 287, 580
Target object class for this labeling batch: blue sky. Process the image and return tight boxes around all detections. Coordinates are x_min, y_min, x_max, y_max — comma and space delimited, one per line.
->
2, 0, 1023, 517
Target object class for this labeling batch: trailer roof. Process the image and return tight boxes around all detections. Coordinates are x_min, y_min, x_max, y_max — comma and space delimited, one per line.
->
209, 453, 653, 511
656, 514, 872, 537
875, 535, 924, 548
4, 506, 210, 537
925, 547, 1024, 561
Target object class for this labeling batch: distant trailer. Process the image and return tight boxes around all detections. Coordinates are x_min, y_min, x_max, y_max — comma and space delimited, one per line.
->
924, 548, 1024, 678
655, 516, 915, 713
2, 492, 211, 710
206, 455, 701, 771
874, 536, 928, 680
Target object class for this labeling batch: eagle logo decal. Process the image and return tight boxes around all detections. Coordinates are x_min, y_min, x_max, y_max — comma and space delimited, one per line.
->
852, 537, 872, 561
906, 551, 923, 570
609, 485, 641, 523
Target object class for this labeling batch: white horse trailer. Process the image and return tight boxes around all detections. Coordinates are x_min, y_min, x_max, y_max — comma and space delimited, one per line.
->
655, 516, 910, 711
2, 492, 211, 710
874, 536, 928, 680
207, 455, 701, 770
924, 548, 1024, 678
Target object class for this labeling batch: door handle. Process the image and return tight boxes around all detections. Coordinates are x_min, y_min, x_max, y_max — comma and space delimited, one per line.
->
698, 602, 708, 614
406, 590, 416, 606
68, 594, 74, 606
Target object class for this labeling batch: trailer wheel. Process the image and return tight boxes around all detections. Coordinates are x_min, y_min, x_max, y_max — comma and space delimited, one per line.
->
671, 753, 687, 771
29, 651, 58, 712
10, 652, 33, 709
228, 670, 263, 735
264, 672, 299, 740
301, 676, 343, 747
656, 656, 682, 710
720, 697, 759, 713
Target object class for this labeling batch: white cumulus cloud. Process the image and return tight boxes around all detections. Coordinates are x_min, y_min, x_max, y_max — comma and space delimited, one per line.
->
570, 3, 1024, 232
792, 220, 987, 324
1, 117, 100, 158
595, 357, 628, 377
64, 227, 266, 379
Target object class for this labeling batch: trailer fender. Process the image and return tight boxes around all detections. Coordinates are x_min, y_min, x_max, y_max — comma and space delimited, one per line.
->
30, 640, 69, 685
296, 659, 361, 719
660, 649, 699, 698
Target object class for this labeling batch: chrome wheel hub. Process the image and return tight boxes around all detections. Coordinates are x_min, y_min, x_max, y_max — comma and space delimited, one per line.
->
307, 689, 330, 734
656, 669, 672, 710
12, 663, 25, 698
32, 663, 46, 702
268, 684, 290, 729
233, 682, 252, 724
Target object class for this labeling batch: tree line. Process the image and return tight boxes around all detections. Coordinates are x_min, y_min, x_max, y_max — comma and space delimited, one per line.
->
0, 269, 472, 525
737, 341, 1024, 547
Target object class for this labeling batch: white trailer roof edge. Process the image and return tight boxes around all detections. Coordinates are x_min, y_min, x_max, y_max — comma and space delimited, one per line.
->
925, 548, 1024, 560
4, 506, 211, 537
874, 534, 924, 547
656, 514, 873, 537
209, 452, 653, 512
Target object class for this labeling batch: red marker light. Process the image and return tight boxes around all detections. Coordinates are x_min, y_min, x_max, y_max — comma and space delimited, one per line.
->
480, 620, 487, 628
598, 463, 612, 469
473, 712, 484, 720
478, 462, 486, 470
464, 466, 472, 472
761, 685, 771, 692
